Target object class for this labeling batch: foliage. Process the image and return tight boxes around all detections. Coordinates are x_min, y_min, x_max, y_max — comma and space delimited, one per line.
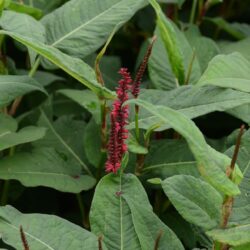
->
0, 0, 250, 249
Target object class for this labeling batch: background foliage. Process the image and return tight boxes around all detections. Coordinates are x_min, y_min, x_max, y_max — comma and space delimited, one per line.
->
0, 0, 250, 249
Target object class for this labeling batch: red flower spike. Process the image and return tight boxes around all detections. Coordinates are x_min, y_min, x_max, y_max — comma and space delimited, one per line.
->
105, 68, 132, 173
132, 36, 156, 98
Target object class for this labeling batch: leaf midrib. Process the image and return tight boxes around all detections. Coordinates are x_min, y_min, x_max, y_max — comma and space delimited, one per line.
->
0, 220, 55, 250
0, 171, 79, 177
132, 97, 250, 125
50, 0, 123, 47
39, 109, 92, 176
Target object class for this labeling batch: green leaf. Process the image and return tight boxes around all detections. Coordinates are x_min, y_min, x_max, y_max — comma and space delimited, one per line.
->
128, 133, 148, 154
90, 173, 184, 250
34, 111, 92, 176
0, 148, 96, 193
143, 139, 198, 179
205, 17, 247, 40
83, 118, 102, 168
22, 0, 64, 14
0, 205, 106, 249
185, 27, 220, 72
0, 11, 45, 40
0, 10, 45, 64
221, 37, 250, 62
197, 53, 250, 92
41, 0, 147, 58
206, 224, 250, 246
128, 86, 250, 131
0, 75, 47, 108
127, 98, 241, 196
230, 22, 250, 37
7, 2, 43, 19
149, 0, 201, 86
57, 89, 100, 123
162, 175, 223, 230
0, 126, 46, 151
0, 113, 17, 134
0, 31, 115, 99
157, 0, 185, 7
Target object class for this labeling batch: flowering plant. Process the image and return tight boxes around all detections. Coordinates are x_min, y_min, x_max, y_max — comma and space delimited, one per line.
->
0, 0, 249, 249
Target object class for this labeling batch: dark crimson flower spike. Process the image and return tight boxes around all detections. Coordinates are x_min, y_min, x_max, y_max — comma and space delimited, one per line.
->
105, 68, 132, 173
132, 36, 157, 98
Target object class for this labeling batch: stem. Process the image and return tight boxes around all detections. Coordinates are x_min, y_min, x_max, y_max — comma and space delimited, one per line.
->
100, 98, 107, 152
29, 0, 33, 7
0, 181, 10, 205
134, 104, 140, 142
185, 49, 196, 85
28, 57, 41, 78
1, 147, 15, 205
9, 57, 41, 116
98, 235, 103, 250
20, 226, 30, 250
154, 230, 163, 250
119, 170, 124, 250
229, 125, 245, 174
94, 26, 118, 155
76, 193, 89, 229
135, 124, 160, 175
189, 0, 198, 24
219, 125, 245, 250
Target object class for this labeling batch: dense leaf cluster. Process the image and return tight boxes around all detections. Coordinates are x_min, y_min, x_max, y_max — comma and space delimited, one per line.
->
0, 0, 250, 249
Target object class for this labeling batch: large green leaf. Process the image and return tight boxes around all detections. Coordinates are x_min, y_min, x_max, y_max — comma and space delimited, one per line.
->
0, 205, 107, 249
34, 112, 92, 176
90, 173, 184, 250
128, 86, 250, 131
162, 175, 223, 230
0, 10, 45, 64
41, 0, 147, 58
0, 75, 47, 108
128, 98, 241, 196
0, 148, 95, 193
197, 53, 250, 92
0, 10, 45, 41
148, 30, 177, 90
0, 31, 115, 99
185, 27, 220, 72
143, 139, 198, 179
149, 0, 201, 86
206, 224, 250, 246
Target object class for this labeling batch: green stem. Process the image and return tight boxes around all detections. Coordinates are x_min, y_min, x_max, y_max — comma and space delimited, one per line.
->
9, 56, 41, 116
29, 0, 33, 7
1, 147, 15, 205
1, 181, 10, 205
134, 105, 140, 142
119, 169, 124, 250
28, 56, 41, 77
185, 49, 196, 85
76, 193, 89, 229
189, 0, 198, 24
